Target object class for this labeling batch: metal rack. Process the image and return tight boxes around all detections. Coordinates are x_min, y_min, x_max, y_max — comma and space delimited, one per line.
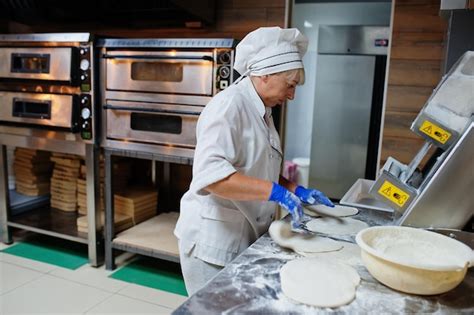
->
0, 142, 102, 266
104, 148, 192, 270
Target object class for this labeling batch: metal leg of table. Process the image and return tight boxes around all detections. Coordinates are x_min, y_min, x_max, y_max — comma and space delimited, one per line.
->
104, 150, 116, 270
86, 144, 103, 267
0, 145, 12, 244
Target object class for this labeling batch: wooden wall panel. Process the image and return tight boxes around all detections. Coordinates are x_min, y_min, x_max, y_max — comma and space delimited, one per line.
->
388, 60, 442, 87
383, 111, 419, 139
381, 0, 447, 166
386, 85, 435, 112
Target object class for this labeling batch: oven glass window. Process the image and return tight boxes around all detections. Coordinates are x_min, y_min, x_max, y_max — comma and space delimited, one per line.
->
11, 54, 50, 74
131, 62, 183, 82
12, 99, 51, 119
131, 113, 182, 134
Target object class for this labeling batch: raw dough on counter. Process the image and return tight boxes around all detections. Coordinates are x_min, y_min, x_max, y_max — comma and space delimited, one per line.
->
304, 204, 358, 217
269, 220, 343, 253
296, 242, 362, 266
306, 217, 369, 236
280, 257, 361, 307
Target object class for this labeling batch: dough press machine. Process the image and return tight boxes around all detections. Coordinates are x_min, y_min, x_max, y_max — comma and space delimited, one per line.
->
368, 51, 474, 230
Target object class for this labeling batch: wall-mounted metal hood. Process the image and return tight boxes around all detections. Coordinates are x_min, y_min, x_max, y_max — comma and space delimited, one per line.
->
0, 0, 216, 28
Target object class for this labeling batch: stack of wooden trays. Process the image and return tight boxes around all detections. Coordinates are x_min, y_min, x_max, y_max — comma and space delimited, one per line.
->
50, 153, 81, 212
114, 187, 157, 225
14, 148, 53, 196
77, 160, 105, 216
76, 212, 133, 235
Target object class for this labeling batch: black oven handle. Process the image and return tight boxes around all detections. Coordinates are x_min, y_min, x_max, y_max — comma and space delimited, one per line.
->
103, 104, 201, 116
102, 54, 214, 62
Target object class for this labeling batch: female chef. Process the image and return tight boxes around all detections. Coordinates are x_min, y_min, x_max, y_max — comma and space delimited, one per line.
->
174, 27, 334, 295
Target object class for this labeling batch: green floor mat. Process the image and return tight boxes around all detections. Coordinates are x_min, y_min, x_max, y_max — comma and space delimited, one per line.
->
110, 256, 188, 296
1, 235, 88, 270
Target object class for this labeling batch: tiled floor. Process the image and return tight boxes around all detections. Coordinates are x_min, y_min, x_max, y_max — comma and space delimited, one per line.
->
0, 242, 187, 314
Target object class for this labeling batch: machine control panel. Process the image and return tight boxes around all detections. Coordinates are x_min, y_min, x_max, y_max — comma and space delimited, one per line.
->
78, 45, 92, 92
215, 49, 234, 93
79, 94, 92, 140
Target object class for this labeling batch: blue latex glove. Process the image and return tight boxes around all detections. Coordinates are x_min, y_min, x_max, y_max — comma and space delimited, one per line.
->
295, 185, 335, 207
268, 182, 304, 228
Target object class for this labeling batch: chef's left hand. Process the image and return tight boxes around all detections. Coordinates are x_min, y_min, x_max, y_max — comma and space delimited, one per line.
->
295, 186, 334, 207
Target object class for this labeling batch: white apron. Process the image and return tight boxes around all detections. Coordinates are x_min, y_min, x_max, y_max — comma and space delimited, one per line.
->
174, 77, 282, 266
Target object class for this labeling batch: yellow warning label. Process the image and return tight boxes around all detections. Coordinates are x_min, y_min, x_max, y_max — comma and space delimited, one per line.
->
378, 181, 410, 207
419, 120, 451, 144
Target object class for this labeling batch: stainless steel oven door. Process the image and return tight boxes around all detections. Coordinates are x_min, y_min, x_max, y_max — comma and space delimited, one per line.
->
104, 50, 214, 95
105, 100, 201, 147
0, 47, 74, 81
0, 91, 78, 130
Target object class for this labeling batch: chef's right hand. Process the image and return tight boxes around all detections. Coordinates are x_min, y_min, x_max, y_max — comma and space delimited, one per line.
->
268, 182, 304, 228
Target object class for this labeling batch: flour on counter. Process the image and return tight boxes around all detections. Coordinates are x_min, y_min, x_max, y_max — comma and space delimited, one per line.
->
296, 242, 362, 266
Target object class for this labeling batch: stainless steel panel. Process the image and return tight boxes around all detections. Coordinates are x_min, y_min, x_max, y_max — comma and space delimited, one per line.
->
105, 50, 213, 95
105, 100, 201, 148
310, 54, 375, 199
399, 121, 474, 229
0, 91, 75, 129
319, 26, 389, 55
97, 38, 235, 48
0, 145, 12, 243
86, 144, 102, 266
0, 134, 86, 156
104, 90, 211, 106
0, 33, 91, 43
0, 47, 72, 81
102, 140, 194, 162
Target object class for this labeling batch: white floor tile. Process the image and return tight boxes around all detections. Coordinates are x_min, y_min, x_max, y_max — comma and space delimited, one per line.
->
50, 264, 129, 293
118, 283, 188, 309
0, 261, 44, 295
0, 252, 59, 273
86, 294, 172, 314
0, 242, 14, 250
0, 274, 112, 314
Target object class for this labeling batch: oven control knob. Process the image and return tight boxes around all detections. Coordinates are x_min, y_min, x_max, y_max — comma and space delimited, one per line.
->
80, 59, 90, 71
218, 51, 231, 64
81, 97, 89, 104
218, 66, 230, 79
79, 48, 88, 55
80, 73, 88, 81
81, 107, 91, 120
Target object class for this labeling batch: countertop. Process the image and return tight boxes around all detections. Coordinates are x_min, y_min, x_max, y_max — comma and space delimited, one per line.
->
173, 209, 474, 314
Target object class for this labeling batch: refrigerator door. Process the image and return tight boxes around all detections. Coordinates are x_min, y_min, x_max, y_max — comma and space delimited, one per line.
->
310, 54, 376, 199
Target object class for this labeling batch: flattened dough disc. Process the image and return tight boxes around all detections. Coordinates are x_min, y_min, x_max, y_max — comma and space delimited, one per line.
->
306, 217, 369, 236
280, 257, 361, 307
304, 204, 358, 217
269, 220, 343, 253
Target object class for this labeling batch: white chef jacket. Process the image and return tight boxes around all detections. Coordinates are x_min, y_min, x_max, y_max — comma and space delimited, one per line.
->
174, 77, 283, 266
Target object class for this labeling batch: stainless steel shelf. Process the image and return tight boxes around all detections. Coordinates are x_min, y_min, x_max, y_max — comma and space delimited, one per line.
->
112, 242, 180, 263
104, 148, 184, 270
0, 143, 102, 266
8, 206, 88, 244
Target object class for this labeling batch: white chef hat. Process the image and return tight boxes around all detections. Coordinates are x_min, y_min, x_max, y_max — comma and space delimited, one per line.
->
234, 27, 308, 78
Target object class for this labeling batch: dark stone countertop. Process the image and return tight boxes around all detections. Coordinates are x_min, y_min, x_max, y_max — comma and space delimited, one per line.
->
173, 209, 474, 314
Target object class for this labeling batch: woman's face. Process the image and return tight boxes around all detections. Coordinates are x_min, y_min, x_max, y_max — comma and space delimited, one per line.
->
262, 72, 299, 107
